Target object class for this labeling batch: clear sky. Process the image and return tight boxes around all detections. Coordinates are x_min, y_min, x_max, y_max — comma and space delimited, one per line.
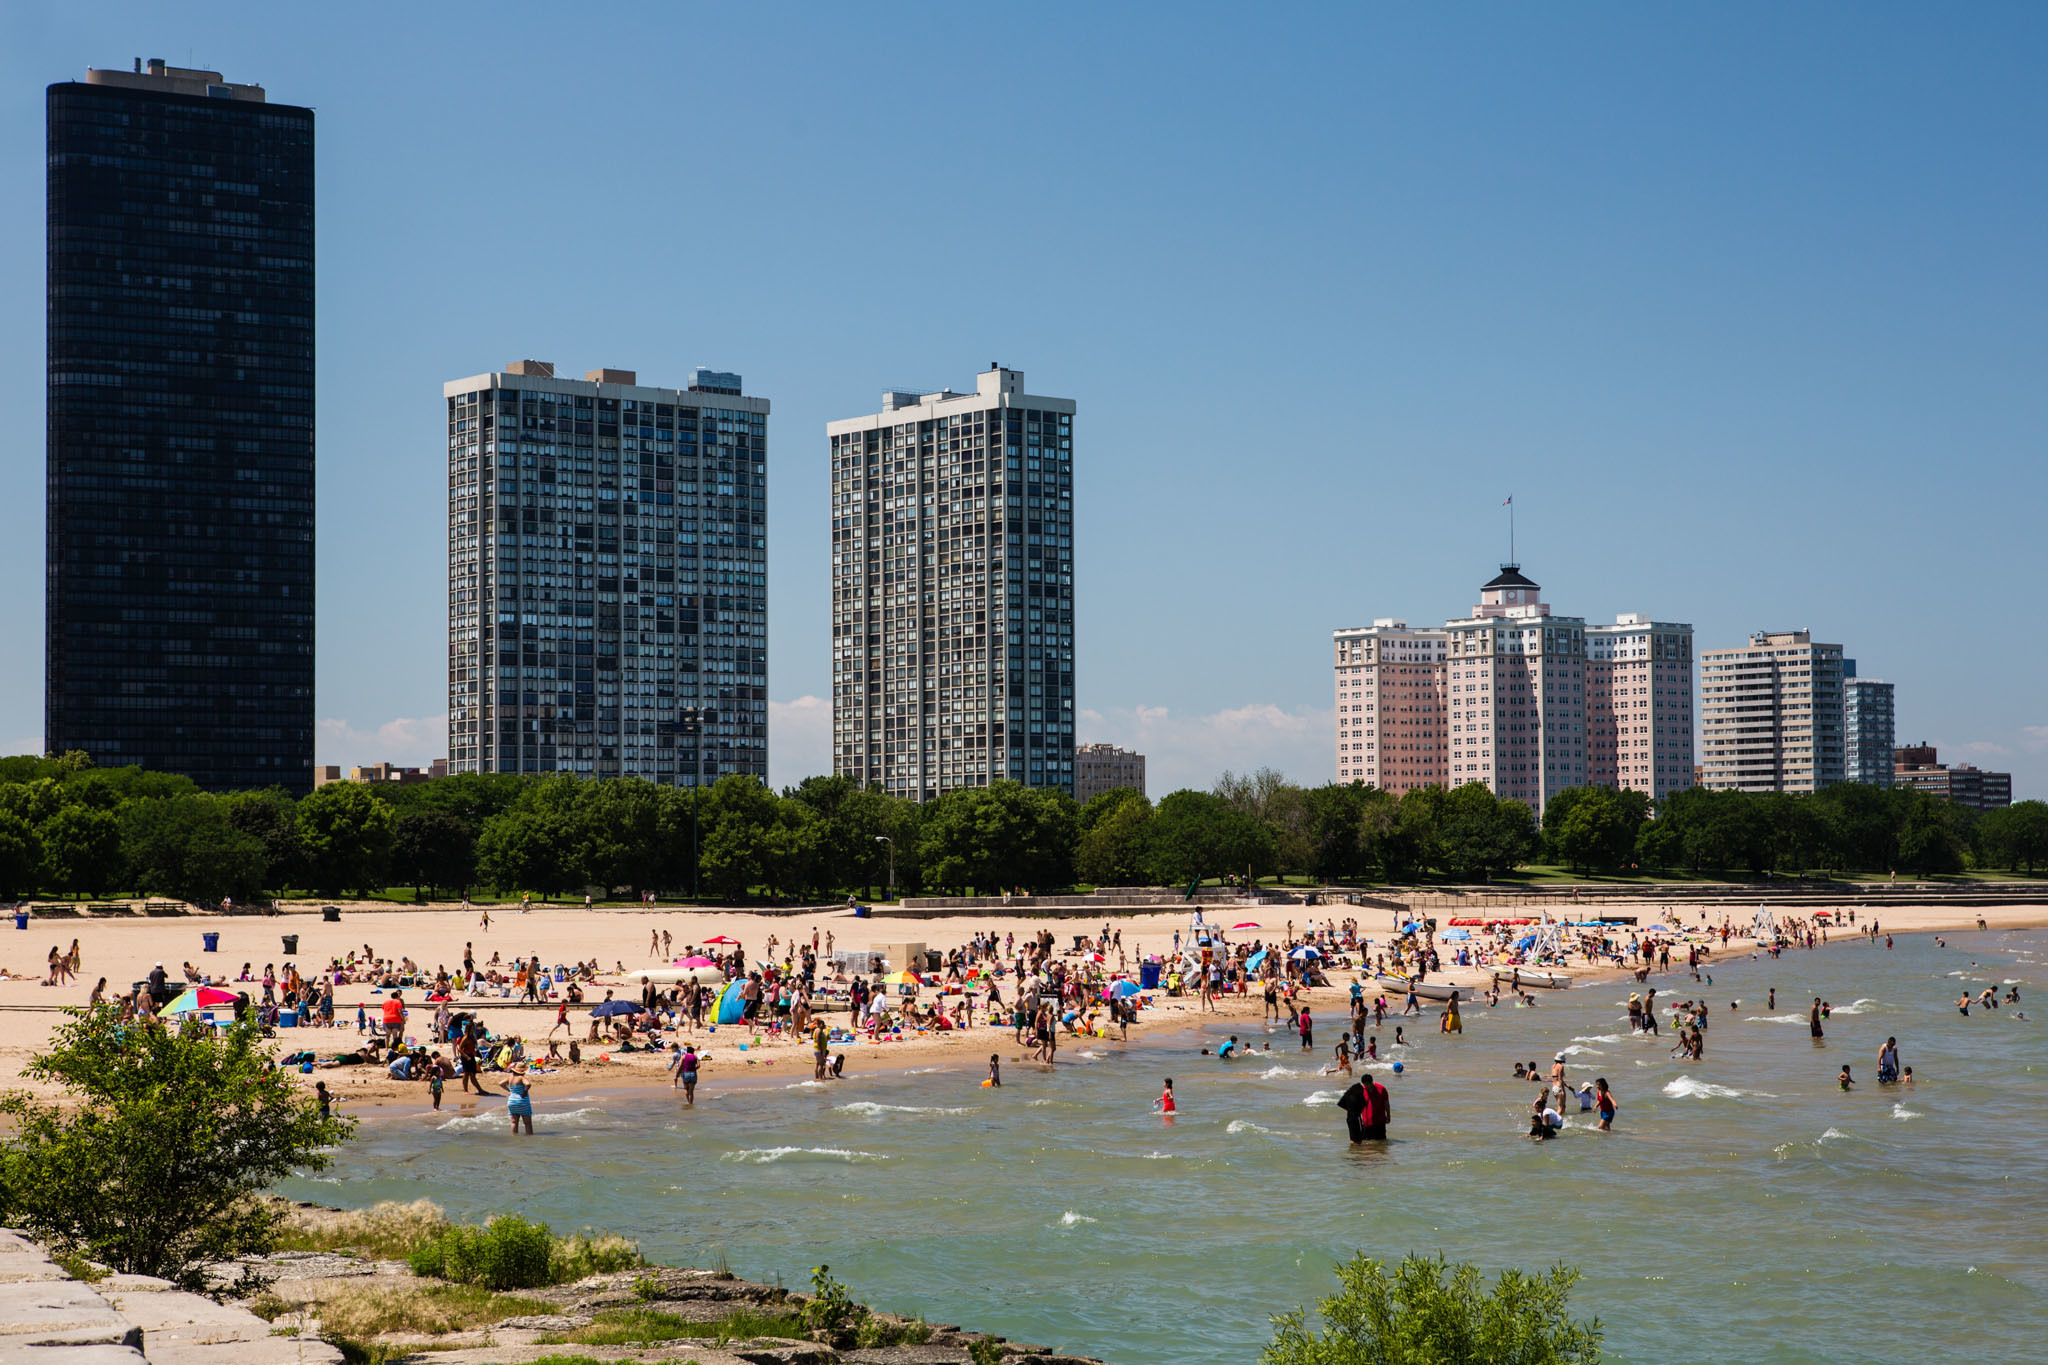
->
3, 3, 2044, 798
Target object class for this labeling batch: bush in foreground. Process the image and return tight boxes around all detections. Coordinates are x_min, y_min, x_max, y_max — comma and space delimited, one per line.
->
0, 1006, 351, 1290
406, 1212, 643, 1290
1262, 1252, 1601, 1365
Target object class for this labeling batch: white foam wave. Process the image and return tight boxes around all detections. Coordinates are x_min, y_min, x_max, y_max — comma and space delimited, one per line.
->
1077, 1049, 1107, 1059
1830, 999, 1879, 1015
1057, 1210, 1097, 1226
1259, 1065, 1305, 1078
1560, 1045, 1604, 1056
435, 1106, 604, 1133
1746, 1014, 1806, 1024
1662, 1076, 1772, 1100
1139, 1151, 1175, 1159
1302, 1089, 1343, 1106
1574, 1034, 1628, 1045
783, 1080, 829, 1089
1891, 1103, 1923, 1120
834, 1101, 971, 1117
1226, 1119, 1274, 1135
720, 1146, 888, 1164
1817, 1127, 1852, 1145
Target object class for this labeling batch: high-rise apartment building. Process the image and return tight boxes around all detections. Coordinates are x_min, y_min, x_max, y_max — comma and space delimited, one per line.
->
1333, 565, 1694, 812
1586, 614, 1696, 801
1074, 743, 1146, 804
1699, 630, 1844, 792
46, 61, 315, 791
446, 363, 768, 785
1333, 620, 1448, 793
829, 367, 1075, 800
1842, 659, 1896, 788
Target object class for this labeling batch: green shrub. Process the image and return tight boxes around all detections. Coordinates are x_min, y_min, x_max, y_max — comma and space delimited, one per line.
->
551, 1229, 646, 1280
407, 1214, 553, 1290
800, 1264, 868, 1344
1262, 1252, 1601, 1365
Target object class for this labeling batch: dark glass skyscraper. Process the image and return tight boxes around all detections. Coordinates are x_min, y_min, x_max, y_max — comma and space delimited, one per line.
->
46, 62, 315, 792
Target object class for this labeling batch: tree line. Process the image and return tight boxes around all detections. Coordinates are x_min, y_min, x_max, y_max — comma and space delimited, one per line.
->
0, 751, 2041, 904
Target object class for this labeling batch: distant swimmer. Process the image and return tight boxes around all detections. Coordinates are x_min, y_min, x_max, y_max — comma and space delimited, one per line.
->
1218, 1035, 1240, 1059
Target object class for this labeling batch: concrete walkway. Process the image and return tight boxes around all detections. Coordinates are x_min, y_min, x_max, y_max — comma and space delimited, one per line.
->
0, 1231, 341, 1365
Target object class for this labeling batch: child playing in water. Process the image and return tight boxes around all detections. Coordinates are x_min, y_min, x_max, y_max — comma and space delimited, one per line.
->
1838, 1065, 1855, 1091
1155, 1078, 1176, 1114
988, 1053, 1002, 1087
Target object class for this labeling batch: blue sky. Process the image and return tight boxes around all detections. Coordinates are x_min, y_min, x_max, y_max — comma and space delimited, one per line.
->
3, 3, 2044, 798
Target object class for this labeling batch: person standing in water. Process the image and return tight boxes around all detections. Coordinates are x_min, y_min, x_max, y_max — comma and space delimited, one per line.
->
507, 1073, 535, 1134
1810, 997, 1825, 1039
1877, 1037, 1901, 1083
1360, 1072, 1391, 1140
1338, 1078, 1369, 1142
1156, 1077, 1176, 1115
1594, 1078, 1616, 1131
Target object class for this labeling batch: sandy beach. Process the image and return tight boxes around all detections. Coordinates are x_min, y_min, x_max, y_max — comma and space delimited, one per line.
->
1, 896, 2041, 1113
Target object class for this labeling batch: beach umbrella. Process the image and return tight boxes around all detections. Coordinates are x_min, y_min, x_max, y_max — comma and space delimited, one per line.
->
162, 987, 238, 1015
1514, 934, 1537, 950
703, 935, 739, 945
885, 971, 922, 985
590, 999, 643, 1018
1289, 945, 1322, 960
1440, 929, 1472, 941
1399, 922, 1420, 935
1245, 949, 1268, 971
1232, 921, 1261, 930
675, 955, 719, 968
1102, 979, 1142, 999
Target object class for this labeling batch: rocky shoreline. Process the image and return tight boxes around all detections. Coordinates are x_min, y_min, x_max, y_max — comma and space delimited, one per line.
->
0, 1205, 1110, 1365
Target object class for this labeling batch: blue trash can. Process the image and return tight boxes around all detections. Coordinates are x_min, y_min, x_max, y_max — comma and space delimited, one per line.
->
854, 904, 871, 919
202, 932, 220, 952
1140, 961, 1162, 990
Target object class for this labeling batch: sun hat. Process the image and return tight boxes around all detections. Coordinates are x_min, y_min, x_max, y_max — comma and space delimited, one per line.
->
1554, 1051, 1566, 1061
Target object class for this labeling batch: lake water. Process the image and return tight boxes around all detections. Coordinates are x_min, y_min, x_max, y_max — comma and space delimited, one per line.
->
280, 929, 2048, 1364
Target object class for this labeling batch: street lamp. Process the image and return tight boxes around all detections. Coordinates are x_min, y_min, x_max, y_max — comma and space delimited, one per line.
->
875, 835, 894, 905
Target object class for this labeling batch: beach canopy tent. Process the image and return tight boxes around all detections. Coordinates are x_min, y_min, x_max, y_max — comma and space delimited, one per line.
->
712, 980, 748, 1024
162, 987, 238, 1015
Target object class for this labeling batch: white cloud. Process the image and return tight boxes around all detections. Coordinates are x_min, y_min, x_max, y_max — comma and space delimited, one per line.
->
2023, 725, 2048, 753
1960, 740, 2012, 758
5, 736, 44, 759
315, 714, 448, 769
1078, 701, 1334, 795
769, 695, 832, 790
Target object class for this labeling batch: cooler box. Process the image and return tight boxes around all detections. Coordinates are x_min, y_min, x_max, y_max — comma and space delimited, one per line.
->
277, 1010, 298, 1028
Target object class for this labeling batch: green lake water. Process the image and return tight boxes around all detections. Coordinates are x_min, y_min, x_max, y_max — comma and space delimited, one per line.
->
281, 928, 2048, 1364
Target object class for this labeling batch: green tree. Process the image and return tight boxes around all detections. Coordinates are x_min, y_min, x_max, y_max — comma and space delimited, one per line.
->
1976, 800, 2048, 874
223, 788, 308, 892
0, 1006, 353, 1289
120, 796, 267, 904
1076, 790, 1153, 886
36, 805, 122, 898
390, 810, 477, 897
1141, 789, 1274, 887
698, 775, 780, 902
0, 811, 41, 899
580, 778, 663, 894
1438, 783, 1536, 880
476, 806, 581, 900
1261, 1252, 1601, 1365
1542, 786, 1647, 874
917, 782, 1078, 895
294, 782, 395, 895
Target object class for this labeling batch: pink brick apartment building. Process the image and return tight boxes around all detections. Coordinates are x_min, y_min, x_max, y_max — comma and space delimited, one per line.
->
1333, 565, 1694, 814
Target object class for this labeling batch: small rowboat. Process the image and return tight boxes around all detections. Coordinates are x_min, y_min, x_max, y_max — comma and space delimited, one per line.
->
1375, 974, 1475, 1003
1494, 966, 1573, 990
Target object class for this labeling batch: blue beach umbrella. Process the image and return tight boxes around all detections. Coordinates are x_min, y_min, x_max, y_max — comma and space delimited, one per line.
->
1514, 934, 1537, 950
589, 999, 643, 1018
1245, 949, 1268, 971
1103, 979, 1142, 999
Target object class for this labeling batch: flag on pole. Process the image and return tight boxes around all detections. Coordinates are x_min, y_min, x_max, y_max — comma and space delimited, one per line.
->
1502, 495, 1512, 506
